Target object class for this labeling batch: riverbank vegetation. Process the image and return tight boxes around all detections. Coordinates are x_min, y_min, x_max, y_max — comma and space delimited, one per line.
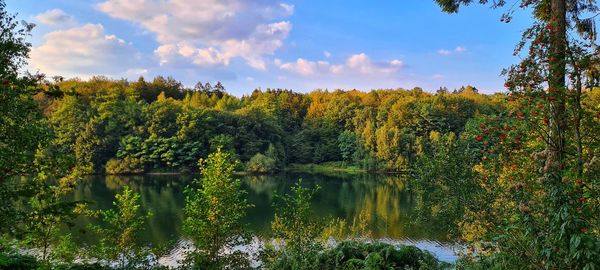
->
1, 0, 600, 269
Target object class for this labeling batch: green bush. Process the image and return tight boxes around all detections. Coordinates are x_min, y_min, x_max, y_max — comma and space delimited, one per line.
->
0, 252, 118, 270
105, 157, 145, 174
260, 181, 326, 269
245, 153, 277, 173
0, 253, 38, 270
317, 241, 447, 270
54, 264, 112, 270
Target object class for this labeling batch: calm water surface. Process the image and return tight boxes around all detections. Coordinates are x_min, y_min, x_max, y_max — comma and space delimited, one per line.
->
68, 173, 460, 262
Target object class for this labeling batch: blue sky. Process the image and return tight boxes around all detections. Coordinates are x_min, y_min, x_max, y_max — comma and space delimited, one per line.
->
8, 0, 533, 95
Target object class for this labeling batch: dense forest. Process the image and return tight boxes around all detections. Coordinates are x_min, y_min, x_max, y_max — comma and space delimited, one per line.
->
37, 76, 504, 175
2, 0, 600, 269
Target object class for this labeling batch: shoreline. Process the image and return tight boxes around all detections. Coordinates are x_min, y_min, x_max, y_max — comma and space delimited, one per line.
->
94, 163, 409, 177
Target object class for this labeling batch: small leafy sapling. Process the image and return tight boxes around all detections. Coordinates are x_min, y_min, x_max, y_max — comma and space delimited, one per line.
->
89, 185, 153, 269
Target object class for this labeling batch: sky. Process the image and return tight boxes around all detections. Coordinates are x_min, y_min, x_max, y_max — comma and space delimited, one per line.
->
8, 0, 534, 95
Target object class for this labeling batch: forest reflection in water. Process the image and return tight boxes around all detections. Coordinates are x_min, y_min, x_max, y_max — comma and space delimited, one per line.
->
67, 172, 459, 262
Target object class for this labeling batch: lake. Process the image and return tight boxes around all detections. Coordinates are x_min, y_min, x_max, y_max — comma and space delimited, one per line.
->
68, 172, 460, 263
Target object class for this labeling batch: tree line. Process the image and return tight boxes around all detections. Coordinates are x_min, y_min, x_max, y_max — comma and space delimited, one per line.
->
38, 76, 505, 175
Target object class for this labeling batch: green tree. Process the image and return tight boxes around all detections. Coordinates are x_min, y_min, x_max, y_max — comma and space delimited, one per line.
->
146, 95, 182, 138
15, 123, 84, 264
337, 130, 357, 165
19, 179, 81, 263
0, 71, 49, 240
0, 0, 44, 183
209, 134, 236, 155
411, 131, 481, 235
48, 94, 88, 154
89, 186, 153, 268
0, 3, 82, 263
261, 181, 326, 270
433, 0, 600, 268
182, 148, 253, 269
0, 0, 33, 80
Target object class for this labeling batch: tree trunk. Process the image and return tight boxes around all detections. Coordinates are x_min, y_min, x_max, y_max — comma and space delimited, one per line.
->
566, 44, 585, 178
574, 64, 584, 178
546, 0, 567, 177
545, 0, 569, 266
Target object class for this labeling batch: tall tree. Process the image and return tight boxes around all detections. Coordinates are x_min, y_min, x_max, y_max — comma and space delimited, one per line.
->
182, 148, 253, 269
0, 0, 41, 182
0, 0, 47, 234
0, 0, 33, 81
434, 0, 600, 268
435, 0, 596, 177
0, 2, 84, 263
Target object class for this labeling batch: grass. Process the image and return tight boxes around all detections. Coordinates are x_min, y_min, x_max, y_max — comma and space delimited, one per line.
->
285, 161, 366, 175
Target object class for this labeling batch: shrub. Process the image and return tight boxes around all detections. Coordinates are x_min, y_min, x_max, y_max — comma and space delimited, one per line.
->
89, 186, 153, 269
245, 153, 277, 174
260, 181, 326, 269
0, 253, 38, 270
317, 241, 447, 270
105, 157, 145, 175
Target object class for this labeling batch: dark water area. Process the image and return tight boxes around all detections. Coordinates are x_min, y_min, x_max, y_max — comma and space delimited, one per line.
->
66, 172, 460, 262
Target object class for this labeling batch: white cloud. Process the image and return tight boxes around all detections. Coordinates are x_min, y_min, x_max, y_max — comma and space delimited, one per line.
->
30, 24, 143, 78
344, 53, 403, 75
433, 74, 445, 79
34, 9, 76, 26
280, 3, 295, 15
323, 51, 331, 58
278, 53, 403, 77
329, 64, 344, 74
438, 46, 467, 56
437, 49, 451, 56
390, 59, 403, 66
280, 58, 318, 76
97, 0, 293, 70
155, 43, 228, 66
124, 68, 149, 77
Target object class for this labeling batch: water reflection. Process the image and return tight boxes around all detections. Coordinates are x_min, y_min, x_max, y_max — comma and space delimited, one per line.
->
67, 173, 458, 262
